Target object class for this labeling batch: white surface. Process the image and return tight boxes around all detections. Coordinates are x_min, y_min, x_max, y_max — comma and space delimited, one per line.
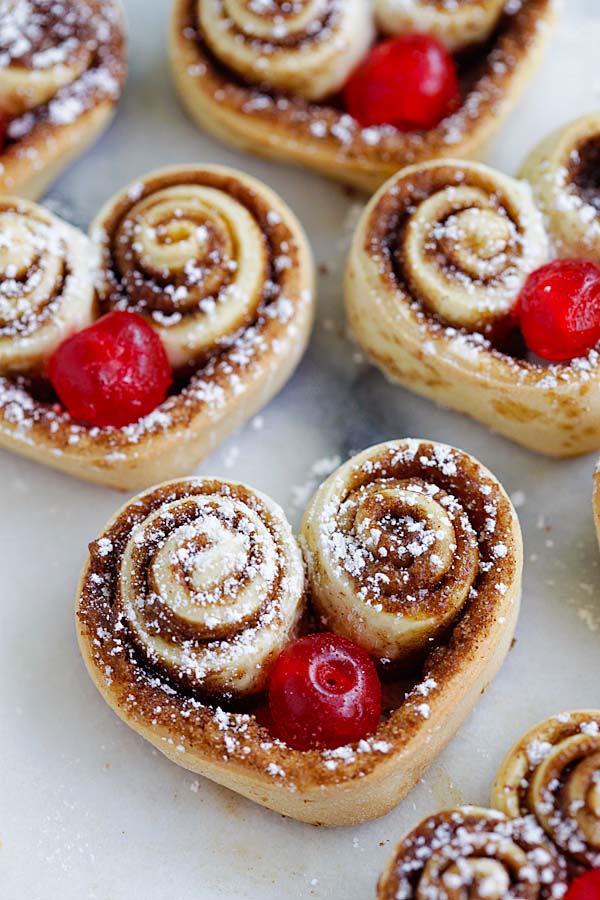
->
3, 2, 600, 897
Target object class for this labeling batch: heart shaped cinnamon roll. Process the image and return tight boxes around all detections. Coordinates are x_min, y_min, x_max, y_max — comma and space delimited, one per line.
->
170, 0, 555, 191
77, 440, 522, 826
0, 165, 314, 489
346, 125, 600, 457
0, 0, 126, 199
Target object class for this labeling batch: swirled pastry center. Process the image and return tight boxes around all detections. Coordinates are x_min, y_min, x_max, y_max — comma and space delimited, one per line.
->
112, 484, 305, 699
402, 186, 524, 332
530, 732, 600, 859
0, 210, 65, 331
106, 184, 269, 365
377, 808, 568, 900
420, 835, 526, 900
0, 199, 95, 373
197, 0, 374, 101
0, 0, 94, 116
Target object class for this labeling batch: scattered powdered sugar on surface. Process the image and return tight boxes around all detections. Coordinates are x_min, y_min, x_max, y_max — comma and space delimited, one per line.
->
289, 454, 342, 511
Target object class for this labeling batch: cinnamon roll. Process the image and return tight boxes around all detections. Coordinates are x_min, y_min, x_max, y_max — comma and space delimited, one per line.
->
0, 166, 314, 489
170, 0, 555, 191
77, 442, 521, 826
346, 157, 600, 457
521, 113, 600, 262
0, 196, 95, 374
376, 0, 507, 52
197, 0, 374, 102
0, 0, 126, 200
377, 807, 568, 899
77, 478, 306, 702
301, 439, 522, 665
491, 711, 600, 875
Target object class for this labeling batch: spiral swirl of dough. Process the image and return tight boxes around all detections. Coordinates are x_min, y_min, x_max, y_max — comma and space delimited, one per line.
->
357, 160, 548, 337
301, 439, 518, 665
196, 0, 374, 101
521, 113, 600, 262
87, 478, 305, 701
0, 0, 97, 117
0, 196, 95, 374
377, 807, 568, 900
492, 710, 600, 871
92, 165, 310, 370
375, 0, 507, 52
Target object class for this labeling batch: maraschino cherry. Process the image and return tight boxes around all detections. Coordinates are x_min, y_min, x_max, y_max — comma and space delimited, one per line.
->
519, 259, 600, 362
0, 112, 7, 152
268, 633, 382, 751
565, 870, 600, 900
48, 311, 172, 428
344, 34, 460, 131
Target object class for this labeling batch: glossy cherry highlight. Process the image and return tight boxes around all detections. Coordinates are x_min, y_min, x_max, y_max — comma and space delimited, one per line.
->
48, 311, 172, 428
344, 34, 460, 131
565, 871, 600, 900
519, 259, 600, 361
268, 633, 382, 751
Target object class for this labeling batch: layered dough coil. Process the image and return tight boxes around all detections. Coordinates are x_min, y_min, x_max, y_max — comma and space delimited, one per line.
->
301, 439, 522, 668
77, 478, 306, 702
0, 0, 126, 200
0, 166, 314, 490
376, 0, 507, 51
346, 153, 600, 457
77, 442, 521, 826
492, 711, 600, 874
521, 113, 600, 262
377, 807, 568, 899
92, 167, 304, 370
197, 0, 374, 102
0, 197, 95, 374
170, 0, 555, 191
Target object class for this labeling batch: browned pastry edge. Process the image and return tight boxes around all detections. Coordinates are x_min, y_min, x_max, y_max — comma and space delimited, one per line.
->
77, 441, 522, 825
170, 0, 555, 191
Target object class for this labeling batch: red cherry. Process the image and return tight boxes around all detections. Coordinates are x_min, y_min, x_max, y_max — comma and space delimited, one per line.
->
519, 259, 600, 362
48, 311, 172, 428
565, 871, 600, 900
268, 633, 382, 751
0, 111, 7, 151
344, 34, 460, 131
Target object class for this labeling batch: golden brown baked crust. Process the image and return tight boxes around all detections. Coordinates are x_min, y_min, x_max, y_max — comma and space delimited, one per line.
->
169, 0, 555, 191
377, 807, 568, 898
77, 441, 522, 826
0, 0, 126, 200
346, 153, 600, 458
491, 710, 600, 876
0, 166, 314, 489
